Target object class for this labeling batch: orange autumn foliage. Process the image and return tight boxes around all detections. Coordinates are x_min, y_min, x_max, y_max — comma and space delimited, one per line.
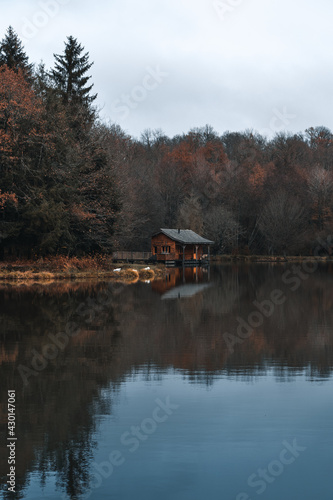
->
248, 162, 267, 193
0, 190, 17, 209
0, 65, 47, 164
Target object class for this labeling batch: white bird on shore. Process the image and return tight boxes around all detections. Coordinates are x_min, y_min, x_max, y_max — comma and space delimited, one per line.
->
113, 268, 121, 272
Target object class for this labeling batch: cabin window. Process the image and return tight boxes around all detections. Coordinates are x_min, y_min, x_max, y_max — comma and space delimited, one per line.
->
162, 246, 170, 254
154, 246, 157, 254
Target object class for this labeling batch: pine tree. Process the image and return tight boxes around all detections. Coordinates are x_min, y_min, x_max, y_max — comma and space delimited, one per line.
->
51, 36, 97, 108
0, 26, 32, 75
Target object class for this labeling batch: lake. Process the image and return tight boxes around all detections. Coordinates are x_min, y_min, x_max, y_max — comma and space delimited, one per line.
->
0, 263, 332, 500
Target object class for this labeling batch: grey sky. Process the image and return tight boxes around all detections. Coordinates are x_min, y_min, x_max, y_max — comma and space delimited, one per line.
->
1, 0, 332, 139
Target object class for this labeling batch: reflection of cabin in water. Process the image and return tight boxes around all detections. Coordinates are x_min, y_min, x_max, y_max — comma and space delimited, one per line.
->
151, 229, 214, 266
151, 266, 211, 298
151, 266, 209, 294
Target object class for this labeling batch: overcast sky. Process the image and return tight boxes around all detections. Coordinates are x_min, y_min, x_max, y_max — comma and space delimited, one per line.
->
1, 0, 332, 139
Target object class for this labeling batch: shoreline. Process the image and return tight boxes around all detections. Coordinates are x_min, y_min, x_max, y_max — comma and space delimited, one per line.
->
0, 255, 331, 283
211, 255, 333, 263
0, 259, 166, 284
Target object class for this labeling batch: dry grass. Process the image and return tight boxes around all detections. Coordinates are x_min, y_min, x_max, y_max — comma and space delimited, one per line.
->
118, 268, 139, 283
0, 270, 55, 280
0, 256, 166, 284
138, 269, 155, 281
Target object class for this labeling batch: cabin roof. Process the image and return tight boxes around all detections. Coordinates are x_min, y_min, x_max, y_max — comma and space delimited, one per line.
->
153, 228, 214, 245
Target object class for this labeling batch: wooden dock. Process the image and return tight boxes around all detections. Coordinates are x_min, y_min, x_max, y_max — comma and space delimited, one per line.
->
165, 259, 210, 267
112, 251, 210, 267
112, 251, 153, 263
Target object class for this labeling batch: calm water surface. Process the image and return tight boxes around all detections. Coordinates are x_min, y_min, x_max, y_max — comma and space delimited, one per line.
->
0, 264, 332, 500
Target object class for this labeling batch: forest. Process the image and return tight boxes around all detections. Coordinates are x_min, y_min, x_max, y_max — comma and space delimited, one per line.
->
0, 26, 333, 258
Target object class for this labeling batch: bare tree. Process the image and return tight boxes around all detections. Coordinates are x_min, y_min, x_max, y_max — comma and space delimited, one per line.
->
176, 194, 203, 234
259, 191, 309, 255
204, 205, 243, 253
307, 166, 333, 230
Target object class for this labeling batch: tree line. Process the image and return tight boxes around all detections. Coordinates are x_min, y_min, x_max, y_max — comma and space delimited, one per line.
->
0, 26, 332, 257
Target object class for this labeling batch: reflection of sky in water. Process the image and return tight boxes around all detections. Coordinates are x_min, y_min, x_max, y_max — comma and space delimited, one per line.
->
23, 369, 333, 500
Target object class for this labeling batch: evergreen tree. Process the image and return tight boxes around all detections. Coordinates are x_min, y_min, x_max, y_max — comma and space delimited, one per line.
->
0, 26, 32, 75
51, 36, 97, 108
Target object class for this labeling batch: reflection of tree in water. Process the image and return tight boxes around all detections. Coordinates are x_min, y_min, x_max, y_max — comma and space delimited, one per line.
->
0, 281, 122, 499
208, 264, 246, 314
37, 431, 93, 499
0, 266, 333, 497
115, 264, 333, 381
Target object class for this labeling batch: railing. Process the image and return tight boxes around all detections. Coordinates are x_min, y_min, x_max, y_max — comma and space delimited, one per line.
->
112, 251, 152, 261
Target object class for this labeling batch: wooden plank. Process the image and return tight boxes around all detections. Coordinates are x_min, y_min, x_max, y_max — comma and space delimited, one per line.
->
113, 251, 152, 261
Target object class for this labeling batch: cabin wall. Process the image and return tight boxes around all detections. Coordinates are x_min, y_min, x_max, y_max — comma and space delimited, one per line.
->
152, 234, 205, 262
151, 234, 179, 261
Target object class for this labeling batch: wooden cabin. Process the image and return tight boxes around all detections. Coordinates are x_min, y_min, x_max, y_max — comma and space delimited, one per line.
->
151, 229, 214, 265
